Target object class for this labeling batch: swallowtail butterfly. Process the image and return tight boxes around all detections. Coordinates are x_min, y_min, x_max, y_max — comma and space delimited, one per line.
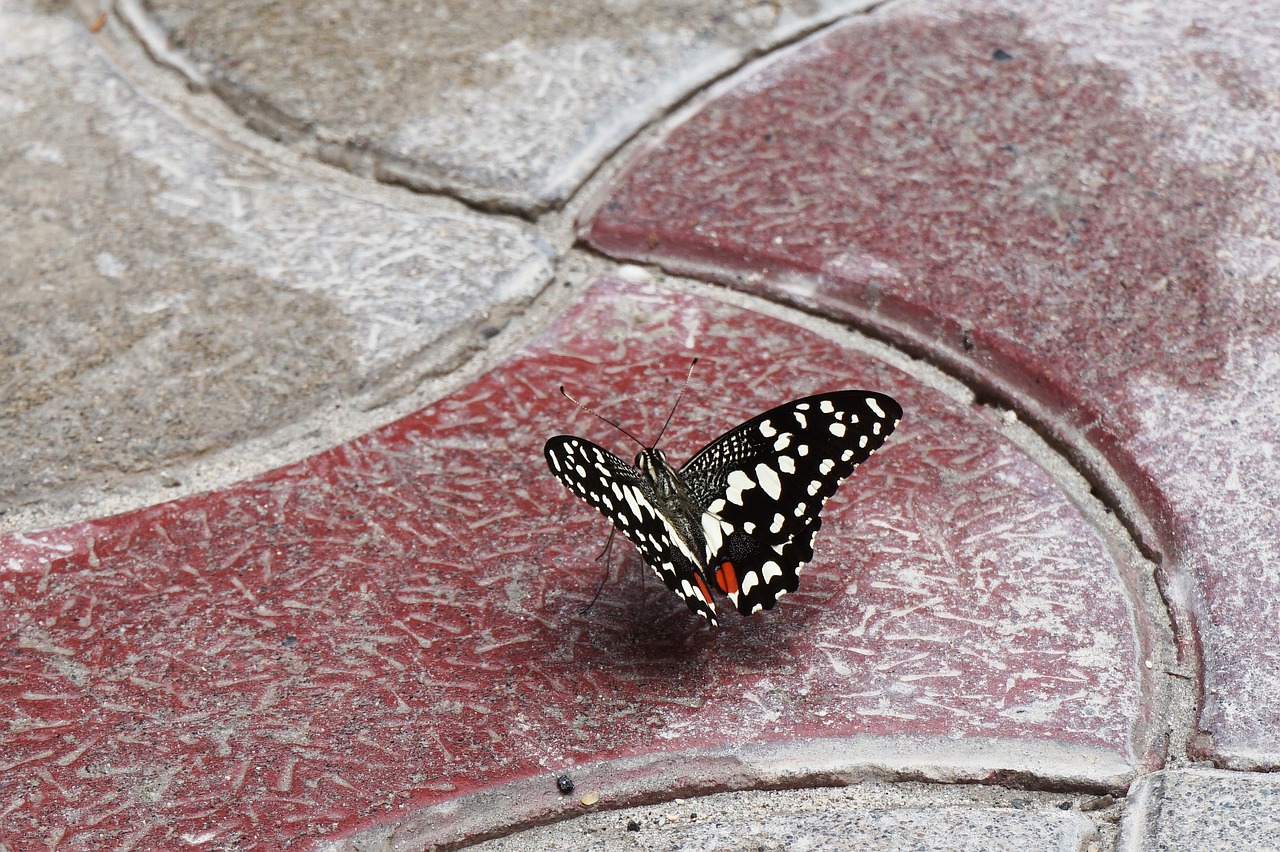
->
545, 376, 901, 626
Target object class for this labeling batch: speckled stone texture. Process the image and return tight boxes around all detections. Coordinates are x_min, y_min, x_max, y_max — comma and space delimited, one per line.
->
1120, 769, 1280, 850
0, 1, 552, 525
585, 0, 1280, 768
132, 0, 879, 212
1, 280, 1150, 849
465, 786, 1099, 852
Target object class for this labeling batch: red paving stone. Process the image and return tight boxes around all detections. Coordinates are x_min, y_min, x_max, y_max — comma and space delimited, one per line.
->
1, 281, 1151, 849
585, 0, 1280, 769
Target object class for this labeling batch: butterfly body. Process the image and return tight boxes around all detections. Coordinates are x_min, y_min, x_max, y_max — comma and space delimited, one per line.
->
545, 390, 901, 626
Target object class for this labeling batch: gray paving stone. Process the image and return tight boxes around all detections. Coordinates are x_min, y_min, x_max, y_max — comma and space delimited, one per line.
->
459, 786, 1101, 852
129, 0, 880, 214
0, 0, 553, 526
1120, 769, 1280, 852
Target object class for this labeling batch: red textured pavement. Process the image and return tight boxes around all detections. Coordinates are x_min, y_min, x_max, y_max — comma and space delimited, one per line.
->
585, 0, 1280, 769
1, 281, 1151, 849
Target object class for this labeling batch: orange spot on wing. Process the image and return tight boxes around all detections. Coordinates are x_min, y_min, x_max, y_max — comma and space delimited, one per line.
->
714, 561, 739, 595
694, 573, 714, 604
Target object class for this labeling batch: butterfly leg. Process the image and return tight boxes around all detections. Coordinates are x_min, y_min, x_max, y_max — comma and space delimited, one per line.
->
580, 527, 618, 616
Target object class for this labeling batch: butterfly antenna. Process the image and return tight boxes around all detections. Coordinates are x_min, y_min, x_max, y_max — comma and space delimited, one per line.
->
650, 357, 699, 449
559, 386, 646, 450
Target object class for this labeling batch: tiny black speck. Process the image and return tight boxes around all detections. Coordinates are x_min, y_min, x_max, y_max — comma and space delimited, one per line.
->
556, 774, 574, 795
992, 48, 1014, 61
282, 634, 298, 648
627, 819, 641, 832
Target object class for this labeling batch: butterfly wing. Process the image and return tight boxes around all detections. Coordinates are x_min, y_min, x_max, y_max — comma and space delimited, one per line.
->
679, 391, 902, 617
544, 436, 720, 624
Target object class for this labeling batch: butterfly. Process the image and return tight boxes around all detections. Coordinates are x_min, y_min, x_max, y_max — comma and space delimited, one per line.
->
544, 373, 901, 626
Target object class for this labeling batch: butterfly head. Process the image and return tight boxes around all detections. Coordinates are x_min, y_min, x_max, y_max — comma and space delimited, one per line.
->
635, 448, 681, 497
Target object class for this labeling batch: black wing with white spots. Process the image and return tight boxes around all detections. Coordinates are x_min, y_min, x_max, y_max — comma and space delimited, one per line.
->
545, 390, 901, 625
544, 436, 720, 622
680, 391, 902, 617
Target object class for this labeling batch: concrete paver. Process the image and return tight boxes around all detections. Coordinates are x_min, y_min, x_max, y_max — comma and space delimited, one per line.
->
585, 0, 1280, 769
2, 280, 1148, 848
0, 0, 553, 531
462, 785, 1102, 852
130, 0, 880, 213
1119, 769, 1280, 851
4, 0, 1280, 847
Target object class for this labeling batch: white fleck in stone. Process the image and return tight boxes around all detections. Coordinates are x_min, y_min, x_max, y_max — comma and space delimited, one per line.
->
829, 422, 847, 438
778, 456, 796, 474
759, 419, 776, 438
755, 463, 782, 500
762, 561, 783, 582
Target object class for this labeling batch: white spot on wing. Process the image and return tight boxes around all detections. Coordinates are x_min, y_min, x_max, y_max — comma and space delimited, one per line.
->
725, 470, 756, 505
741, 572, 759, 594
829, 422, 847, 438
759, 419, 776, 438
820, 459, 835, 475
820, 400, 834, 413
867, 398, 886, 418
770, 513, 785, 533
762, 561, 783, 582
755, 463, 782, 500
701, 512, 725, 556
778, 455, 796, 474
794, 411, 808, 428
